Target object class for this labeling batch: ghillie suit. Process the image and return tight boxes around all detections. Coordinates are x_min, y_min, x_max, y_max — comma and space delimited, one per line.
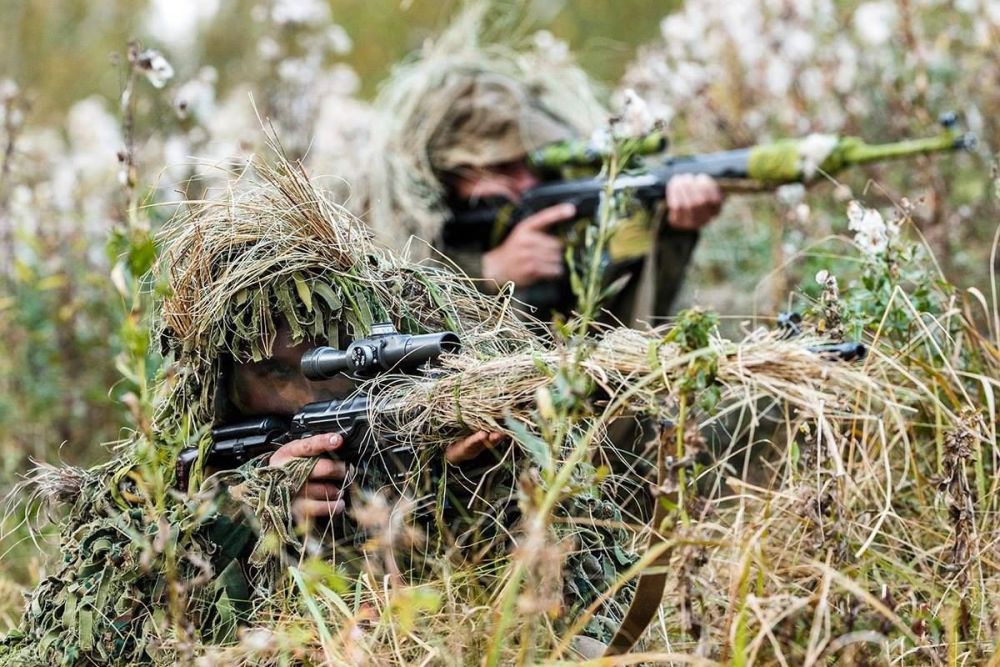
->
0, 157, 638, 665
360, 2, 698, 324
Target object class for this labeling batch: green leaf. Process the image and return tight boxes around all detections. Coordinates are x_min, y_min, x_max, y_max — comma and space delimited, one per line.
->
312, 281, 342, 314
127, 231, 157, 276
274, 281, 305, 341
599, 273, 633, 302
293, 272, 314, 313
504, 416, 552, 472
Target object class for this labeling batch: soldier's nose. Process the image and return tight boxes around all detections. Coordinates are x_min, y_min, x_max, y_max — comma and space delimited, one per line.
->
512, 167, 538, 194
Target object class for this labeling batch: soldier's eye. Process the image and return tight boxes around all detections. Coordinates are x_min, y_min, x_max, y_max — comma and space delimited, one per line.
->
254, 360, 298, 379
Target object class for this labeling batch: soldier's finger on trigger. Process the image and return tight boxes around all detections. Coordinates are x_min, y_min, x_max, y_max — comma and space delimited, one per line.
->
273, 433, 342, 466
310, 457, 347, 480
302, 482, 341, 500
522, 202, 575, 231
293, 497, 345, 519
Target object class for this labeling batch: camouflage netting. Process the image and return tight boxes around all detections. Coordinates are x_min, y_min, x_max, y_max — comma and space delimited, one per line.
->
0, 156, 544, 665
359, 1, 606, 259
153, 156, 534, 481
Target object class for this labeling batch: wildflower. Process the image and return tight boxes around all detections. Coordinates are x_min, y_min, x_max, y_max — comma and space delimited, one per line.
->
66, 97, 121, 174
847, 200, 898, 256
532, 30, 570, 63
0, 80, 24, 131
173, 67, 217, 122
777, 183, 806, 206
0, 78, 17, 102
795, 203, 811, 224
782, 28, 817, 62
131, 47, 174, 89
765, 58, 792, 96
256, 36, 281, 61
144, 0, 220, 51
853, 2, 897, 46
797, 133, 838, 180
270, 0, 329, 26
277, 57, 319, 87
326, 24, 353, 55
611, 89, 658, 139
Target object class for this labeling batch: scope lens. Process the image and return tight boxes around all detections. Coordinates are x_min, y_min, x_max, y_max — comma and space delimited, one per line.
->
439, 332, 460, 353
301, 347, 350, 380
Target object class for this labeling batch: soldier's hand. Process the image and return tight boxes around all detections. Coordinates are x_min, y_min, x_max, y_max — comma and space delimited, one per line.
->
445, 430, 506, 464
481, 203, 575, 288
666, 174, 723, 231
269, 433, 348, 519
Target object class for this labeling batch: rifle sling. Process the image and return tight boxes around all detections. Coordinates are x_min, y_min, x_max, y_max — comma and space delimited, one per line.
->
603, 422, 675, 656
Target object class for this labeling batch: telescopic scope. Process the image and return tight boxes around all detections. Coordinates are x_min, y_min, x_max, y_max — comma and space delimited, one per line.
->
301, 322, 461, 380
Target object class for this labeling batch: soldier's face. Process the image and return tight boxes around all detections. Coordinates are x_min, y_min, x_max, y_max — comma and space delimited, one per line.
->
448, 159, 539, 203
227, 324, 354, 417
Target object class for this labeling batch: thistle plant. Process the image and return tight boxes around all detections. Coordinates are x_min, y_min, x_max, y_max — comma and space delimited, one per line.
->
108, 41, 171, 442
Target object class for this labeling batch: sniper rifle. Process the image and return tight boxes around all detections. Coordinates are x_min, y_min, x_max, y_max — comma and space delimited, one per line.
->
175, 323, 460, 491
447, 112, 976, 249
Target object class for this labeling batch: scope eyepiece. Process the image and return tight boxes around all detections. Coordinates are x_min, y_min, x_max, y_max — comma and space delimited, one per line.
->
301, 347, 350, 380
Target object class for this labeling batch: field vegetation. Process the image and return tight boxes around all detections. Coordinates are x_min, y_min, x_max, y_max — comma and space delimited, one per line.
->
0, 1, 998, 664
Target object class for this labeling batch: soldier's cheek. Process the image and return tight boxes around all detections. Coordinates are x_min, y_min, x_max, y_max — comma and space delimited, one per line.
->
269, 381, 317, 413
308, 375, 355, 401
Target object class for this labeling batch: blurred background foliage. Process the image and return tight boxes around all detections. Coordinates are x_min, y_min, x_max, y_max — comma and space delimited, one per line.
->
3, 0, 672, 119
0, 0, 996, 614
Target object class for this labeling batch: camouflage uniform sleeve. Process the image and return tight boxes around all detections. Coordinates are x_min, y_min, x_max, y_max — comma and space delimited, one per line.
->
0, 455, 311, 666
